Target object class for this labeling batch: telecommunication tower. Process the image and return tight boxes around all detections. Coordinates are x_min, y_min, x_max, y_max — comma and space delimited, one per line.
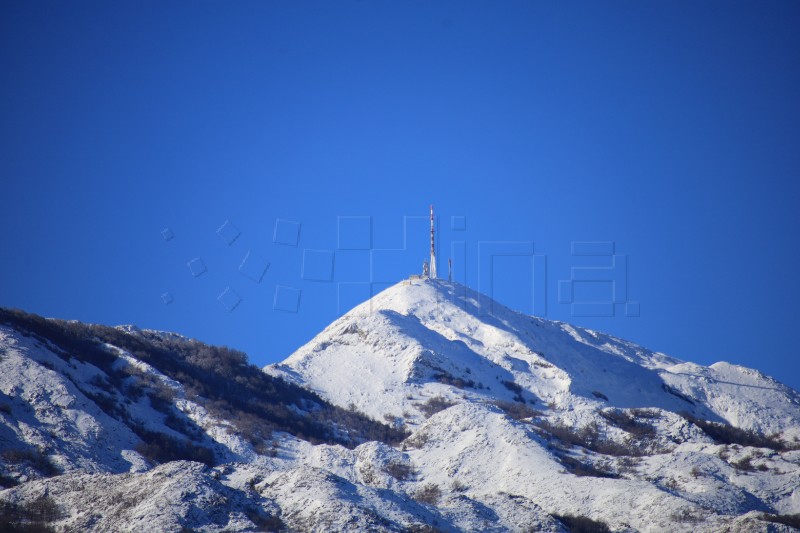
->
429, 204, 437, 279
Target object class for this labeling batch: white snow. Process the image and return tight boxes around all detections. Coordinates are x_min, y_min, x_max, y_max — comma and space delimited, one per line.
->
2, 279, 800, 531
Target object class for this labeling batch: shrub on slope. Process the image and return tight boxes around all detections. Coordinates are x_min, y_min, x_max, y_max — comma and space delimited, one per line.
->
0, 308, 406, 456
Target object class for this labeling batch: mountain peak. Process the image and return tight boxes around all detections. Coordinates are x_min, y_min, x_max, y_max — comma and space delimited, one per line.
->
269, 278, 800, 440
352, 278, 527, 322
3, 287, 800, 531
345, 278, 475, 317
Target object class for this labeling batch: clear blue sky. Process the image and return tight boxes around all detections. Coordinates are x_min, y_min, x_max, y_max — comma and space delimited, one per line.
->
2, 2, 799, 390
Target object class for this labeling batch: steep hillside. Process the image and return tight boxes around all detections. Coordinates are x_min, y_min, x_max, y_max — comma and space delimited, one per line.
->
268, 280, 800, 438
265, 279, 800, 531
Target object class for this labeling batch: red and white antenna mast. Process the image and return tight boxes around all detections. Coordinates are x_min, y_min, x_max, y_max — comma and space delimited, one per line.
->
429, 204, 437, 279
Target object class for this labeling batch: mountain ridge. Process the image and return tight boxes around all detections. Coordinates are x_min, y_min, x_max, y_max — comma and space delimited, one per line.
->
267, 279, 800, 439
1, 279, 799, 531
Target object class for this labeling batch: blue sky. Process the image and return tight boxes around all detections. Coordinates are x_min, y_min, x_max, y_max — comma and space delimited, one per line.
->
2, 2, 800, 390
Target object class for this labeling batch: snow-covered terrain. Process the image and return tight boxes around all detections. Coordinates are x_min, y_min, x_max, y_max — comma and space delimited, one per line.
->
2, 279, 800, 532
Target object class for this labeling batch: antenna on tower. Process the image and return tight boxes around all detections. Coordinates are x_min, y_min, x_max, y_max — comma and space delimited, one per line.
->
429, 204, 437, 279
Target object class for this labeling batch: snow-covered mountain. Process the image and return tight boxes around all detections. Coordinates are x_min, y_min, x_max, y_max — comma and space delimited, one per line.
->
2, 279, 800, 532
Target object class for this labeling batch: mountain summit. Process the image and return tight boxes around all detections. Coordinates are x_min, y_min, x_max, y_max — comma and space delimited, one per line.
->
2, 280, 800, 532
268, 279, 800, 438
